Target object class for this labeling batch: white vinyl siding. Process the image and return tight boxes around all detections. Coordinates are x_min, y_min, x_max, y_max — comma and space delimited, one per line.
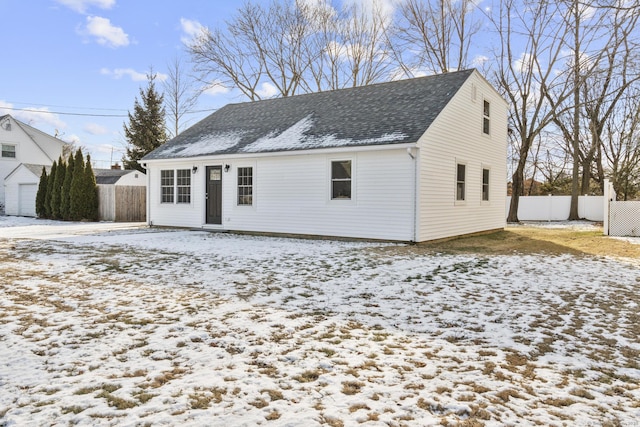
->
417, 71, 507, 242
145, 148, 414, 241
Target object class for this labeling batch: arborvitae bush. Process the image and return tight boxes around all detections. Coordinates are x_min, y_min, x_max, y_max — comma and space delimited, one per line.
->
44, 161, 57, 219
61, 152, 74, 220
84, 155, 99, 221
69, 149, 85, 221
51, 156, 66, 220
35, 167, 48, 218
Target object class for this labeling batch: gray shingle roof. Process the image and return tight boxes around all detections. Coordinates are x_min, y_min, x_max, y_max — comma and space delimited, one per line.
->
143, 69, 475, 160
94, 169, 137, 185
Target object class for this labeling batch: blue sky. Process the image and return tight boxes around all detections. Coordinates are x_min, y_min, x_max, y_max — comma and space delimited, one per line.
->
0, 0, 250, 168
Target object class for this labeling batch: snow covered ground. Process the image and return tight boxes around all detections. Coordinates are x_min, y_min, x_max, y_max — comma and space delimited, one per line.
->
1, 217, 639, 426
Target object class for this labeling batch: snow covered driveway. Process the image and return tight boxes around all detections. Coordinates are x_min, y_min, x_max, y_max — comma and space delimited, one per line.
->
1, 218, 639, 426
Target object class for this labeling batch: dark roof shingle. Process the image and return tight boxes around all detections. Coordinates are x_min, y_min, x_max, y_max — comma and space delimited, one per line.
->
144, 69, 475, 160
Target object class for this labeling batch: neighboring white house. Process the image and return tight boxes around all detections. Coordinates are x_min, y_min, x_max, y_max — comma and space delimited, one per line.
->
142, 69, 508, 242
1, 115, 68, 213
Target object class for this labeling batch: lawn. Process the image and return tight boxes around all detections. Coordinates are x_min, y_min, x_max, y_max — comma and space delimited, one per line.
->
0, 218, 638, 426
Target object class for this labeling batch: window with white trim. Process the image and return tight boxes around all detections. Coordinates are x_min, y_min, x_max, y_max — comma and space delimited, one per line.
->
331, 160, 351, 199
456, 163, 466, 201
161, 170, 174, 203
482, 168, 490, 201
483, 100, 490, 135
237, 167, 253, 205
176, 169, 191, 204
1, 144, 16, 158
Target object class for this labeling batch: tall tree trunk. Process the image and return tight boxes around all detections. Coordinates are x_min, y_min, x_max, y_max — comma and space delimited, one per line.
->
568, 0, 581, 220
507, 151, 528, 222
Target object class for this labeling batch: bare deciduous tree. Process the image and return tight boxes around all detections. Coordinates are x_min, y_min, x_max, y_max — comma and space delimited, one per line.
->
164, 56, 199, 138
490, 0, 571, 222
392, 0, 482, 75
602, 86, 640, 200
188, 0, 392, 100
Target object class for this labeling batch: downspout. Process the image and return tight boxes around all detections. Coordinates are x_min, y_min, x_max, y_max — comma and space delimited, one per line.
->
407, 147, 418, 243
141, 162, 151, 226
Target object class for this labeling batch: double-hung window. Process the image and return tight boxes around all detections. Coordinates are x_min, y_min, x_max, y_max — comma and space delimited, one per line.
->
331, 160, 351, 199
176, 169, 191, 204
482, 168, 490, 201
161, 170, 174, 203
1, 144, 16, 158
161, 169, 191, 204
237, 167, 253, 205
456, 163, 466, 201
483, 100, 490, 135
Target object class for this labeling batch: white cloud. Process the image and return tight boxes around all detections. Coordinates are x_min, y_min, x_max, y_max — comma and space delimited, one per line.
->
84, 123, 109, 135
101, 68, 168, 82
180, 18, 204, 44
81, 16, 129, 48
63, 134, 82, 145
0, 100, 67, 131
472, 55, 490, 68
342, 0, 398, 20
257, 82, 279, 99
56, 0, 115, 13
203, 81, 230, 97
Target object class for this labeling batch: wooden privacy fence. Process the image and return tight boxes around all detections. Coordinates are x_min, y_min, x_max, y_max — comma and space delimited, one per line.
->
97, 185, 146, 222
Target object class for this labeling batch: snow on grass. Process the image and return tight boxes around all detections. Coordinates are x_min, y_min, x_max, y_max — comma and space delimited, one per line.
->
1, 218, 639, 426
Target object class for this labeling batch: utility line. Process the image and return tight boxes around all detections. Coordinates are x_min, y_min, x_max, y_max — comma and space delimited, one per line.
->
2, 106, 128, 118
2, 105, 217, 117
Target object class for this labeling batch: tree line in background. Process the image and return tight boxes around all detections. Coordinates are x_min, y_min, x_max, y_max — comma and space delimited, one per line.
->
36, 149, 99, 221
122, 0, 640, 221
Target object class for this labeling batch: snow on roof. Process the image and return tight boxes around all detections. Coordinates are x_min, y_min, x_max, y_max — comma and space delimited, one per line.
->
240, 115, 408, 153
160, 131, 246, 157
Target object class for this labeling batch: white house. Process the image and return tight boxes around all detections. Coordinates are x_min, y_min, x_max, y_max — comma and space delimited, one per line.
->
1, 115, 68, 214
142, 69, 507, 242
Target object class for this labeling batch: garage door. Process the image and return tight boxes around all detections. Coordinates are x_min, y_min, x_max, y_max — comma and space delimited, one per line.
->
18, 184, 38, 217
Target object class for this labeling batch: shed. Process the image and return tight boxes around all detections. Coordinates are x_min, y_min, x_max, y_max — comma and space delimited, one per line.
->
142, 69, 508, 242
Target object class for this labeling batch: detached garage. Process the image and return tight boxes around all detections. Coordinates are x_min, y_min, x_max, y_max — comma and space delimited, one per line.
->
3, 163, 48, 217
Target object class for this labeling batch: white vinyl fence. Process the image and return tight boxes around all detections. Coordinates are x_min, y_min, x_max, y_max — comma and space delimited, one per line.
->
603, 179, 640, 237
506, 195, 604, 222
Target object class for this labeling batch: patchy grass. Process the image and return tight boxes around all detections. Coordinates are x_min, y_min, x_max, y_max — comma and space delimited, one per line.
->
407, 225, 640, 259
1, 223, 638, 426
